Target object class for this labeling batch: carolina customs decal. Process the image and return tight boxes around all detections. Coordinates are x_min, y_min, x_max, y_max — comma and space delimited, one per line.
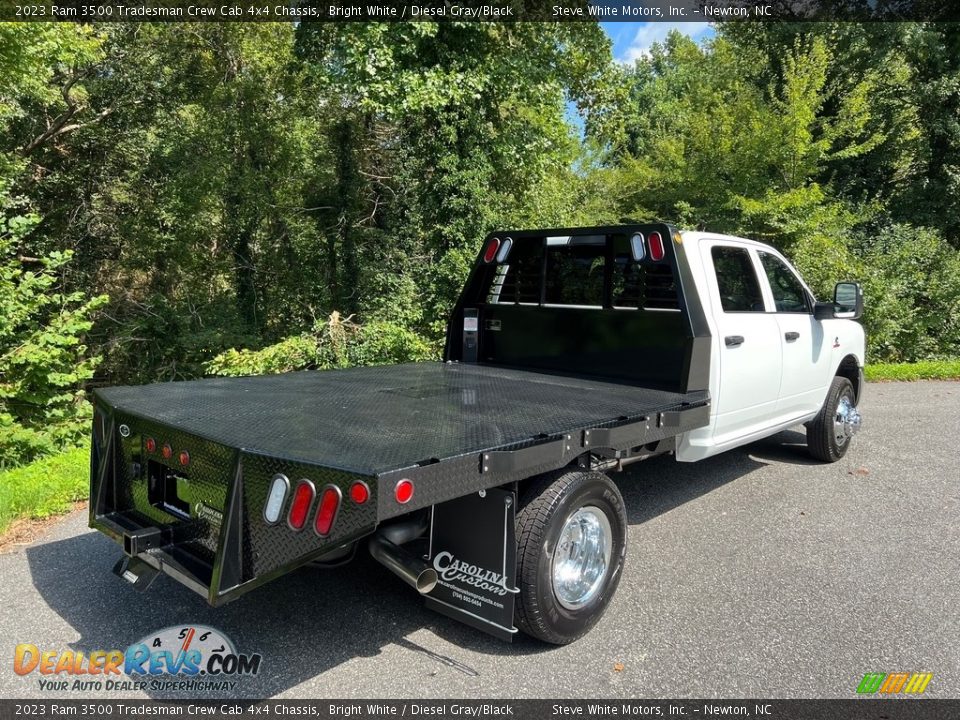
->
426, 488, 519, 641
195, 501, 223, 528
433, 551, 511, 596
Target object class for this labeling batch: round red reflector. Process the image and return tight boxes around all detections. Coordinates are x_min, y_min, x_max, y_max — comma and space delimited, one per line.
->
179, 451, 190, 467
315, 486, 341, 537
162, 443, 172, 460
349, 481, 370, 504
483, 237, 501, 263
288, 481, 315, 530
648, 231, 665, 261
395, 479, 414, 504
145, 437, 156, 453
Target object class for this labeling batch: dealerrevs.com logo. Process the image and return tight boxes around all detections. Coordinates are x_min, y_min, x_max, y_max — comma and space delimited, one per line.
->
13, 625, 262, 693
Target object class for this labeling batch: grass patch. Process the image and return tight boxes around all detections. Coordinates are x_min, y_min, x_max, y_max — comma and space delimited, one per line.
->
0, 445, 89, 536
865, 359, 960, 382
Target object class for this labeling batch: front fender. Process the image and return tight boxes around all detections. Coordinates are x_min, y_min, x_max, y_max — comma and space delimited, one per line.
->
823, 318, 866, 402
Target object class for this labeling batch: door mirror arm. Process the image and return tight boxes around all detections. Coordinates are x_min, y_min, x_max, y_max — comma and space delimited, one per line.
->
814, 302, 837, 321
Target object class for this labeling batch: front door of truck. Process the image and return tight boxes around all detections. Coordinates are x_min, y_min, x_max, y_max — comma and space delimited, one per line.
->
756, 250, 831, 418
703, 243, 782, 442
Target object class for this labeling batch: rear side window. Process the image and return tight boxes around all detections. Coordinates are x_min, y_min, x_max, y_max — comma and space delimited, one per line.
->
711, 246, 765, 313
759, 252, 811, 313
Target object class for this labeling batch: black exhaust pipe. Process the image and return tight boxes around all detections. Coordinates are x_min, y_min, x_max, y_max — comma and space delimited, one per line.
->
368, 517, 438, 594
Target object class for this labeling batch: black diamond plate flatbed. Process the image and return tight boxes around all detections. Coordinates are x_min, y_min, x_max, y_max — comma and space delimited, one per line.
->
95, 362, 709, 476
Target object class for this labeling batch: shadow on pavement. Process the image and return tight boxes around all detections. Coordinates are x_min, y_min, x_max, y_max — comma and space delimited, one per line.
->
25, 429, 814, 697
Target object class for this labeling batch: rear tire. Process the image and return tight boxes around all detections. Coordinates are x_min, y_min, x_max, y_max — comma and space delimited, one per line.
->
807, 376, 858, 462
514, 469, 627, 644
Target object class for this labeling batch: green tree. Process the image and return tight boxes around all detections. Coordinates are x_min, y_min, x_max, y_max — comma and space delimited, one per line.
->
0, 186, 107, 465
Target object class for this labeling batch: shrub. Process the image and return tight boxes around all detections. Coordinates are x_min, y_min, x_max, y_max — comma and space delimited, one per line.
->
0, 190, 108, 466
206, 312, 437, 377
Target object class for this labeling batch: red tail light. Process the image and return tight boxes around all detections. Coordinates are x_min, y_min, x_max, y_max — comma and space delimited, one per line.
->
287, 480, 315, 530
314, 486, 341, 537
483, 237, 501, 263
145, 437, 157, 453
648, 231, 665, 261
349, 481, 370, 504
395, 479, 414, 504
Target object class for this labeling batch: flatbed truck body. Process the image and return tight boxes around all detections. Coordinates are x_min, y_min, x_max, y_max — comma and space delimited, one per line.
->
90, 223, 864, 643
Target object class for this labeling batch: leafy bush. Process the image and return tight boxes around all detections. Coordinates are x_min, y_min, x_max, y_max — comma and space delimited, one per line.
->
206, 312, 436, 377
0, 444, 89, 535
0, 190, 108, 466
853, 224, 960, 362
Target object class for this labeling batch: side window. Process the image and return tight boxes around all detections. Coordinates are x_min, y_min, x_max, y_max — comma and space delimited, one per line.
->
759, 252, 811, 313
711, 246, 765, 313
544, 236, 605, 307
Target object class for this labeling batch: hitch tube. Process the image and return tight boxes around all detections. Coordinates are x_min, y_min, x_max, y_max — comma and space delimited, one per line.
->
122, 527, 164, 557
368, 519, 438, 594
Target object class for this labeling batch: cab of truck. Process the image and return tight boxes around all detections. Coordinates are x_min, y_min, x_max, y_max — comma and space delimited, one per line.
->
673, 231, 864, 463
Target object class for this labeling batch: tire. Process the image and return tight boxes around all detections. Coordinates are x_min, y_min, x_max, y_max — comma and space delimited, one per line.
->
807, 375, 859, 462
514, 469, 627, 644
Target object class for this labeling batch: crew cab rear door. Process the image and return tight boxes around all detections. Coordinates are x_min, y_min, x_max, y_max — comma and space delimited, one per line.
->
702, 242, 782, 441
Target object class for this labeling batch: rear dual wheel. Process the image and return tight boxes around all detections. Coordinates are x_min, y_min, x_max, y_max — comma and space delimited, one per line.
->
514, 469, 627, 645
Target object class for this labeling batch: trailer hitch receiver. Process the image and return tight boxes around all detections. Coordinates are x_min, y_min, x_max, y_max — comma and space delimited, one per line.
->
122, 527, 163, 557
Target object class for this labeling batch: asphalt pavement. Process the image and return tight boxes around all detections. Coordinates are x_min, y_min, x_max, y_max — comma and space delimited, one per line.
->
1, 380, 957, 700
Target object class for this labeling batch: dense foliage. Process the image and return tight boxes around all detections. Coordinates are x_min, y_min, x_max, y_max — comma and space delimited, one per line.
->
0, 21, 958, 465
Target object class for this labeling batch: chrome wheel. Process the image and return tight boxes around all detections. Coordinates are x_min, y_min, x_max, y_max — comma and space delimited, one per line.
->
833, 395, 862, 447
552, 506, 612, 610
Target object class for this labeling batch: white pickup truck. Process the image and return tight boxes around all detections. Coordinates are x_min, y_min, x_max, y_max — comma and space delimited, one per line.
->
90, 223, 865, 645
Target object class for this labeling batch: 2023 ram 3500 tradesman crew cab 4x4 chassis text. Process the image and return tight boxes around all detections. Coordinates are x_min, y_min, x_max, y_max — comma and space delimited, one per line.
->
89, 224, 865, 644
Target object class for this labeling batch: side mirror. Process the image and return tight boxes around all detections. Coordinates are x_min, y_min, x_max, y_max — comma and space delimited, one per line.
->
833, 281, 864, 319
814, 282, 864, 321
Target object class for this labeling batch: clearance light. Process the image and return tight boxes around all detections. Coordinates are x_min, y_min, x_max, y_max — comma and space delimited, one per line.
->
483, 237, 501, 263
314, 486, 342, 537
162, 443, 173, 460
630, 233, 646, 261
648, 231, 665, 261
178, 451, 190, 467
395, 479, 414, 504
264, 474, 289, 524
145, 437, 157, 453
288, 480, 315, 530
349, 481, 370, 504
496, 237, 513, 263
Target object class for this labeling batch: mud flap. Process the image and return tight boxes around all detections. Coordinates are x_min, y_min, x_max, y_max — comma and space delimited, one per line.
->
425, 488, 518, 641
